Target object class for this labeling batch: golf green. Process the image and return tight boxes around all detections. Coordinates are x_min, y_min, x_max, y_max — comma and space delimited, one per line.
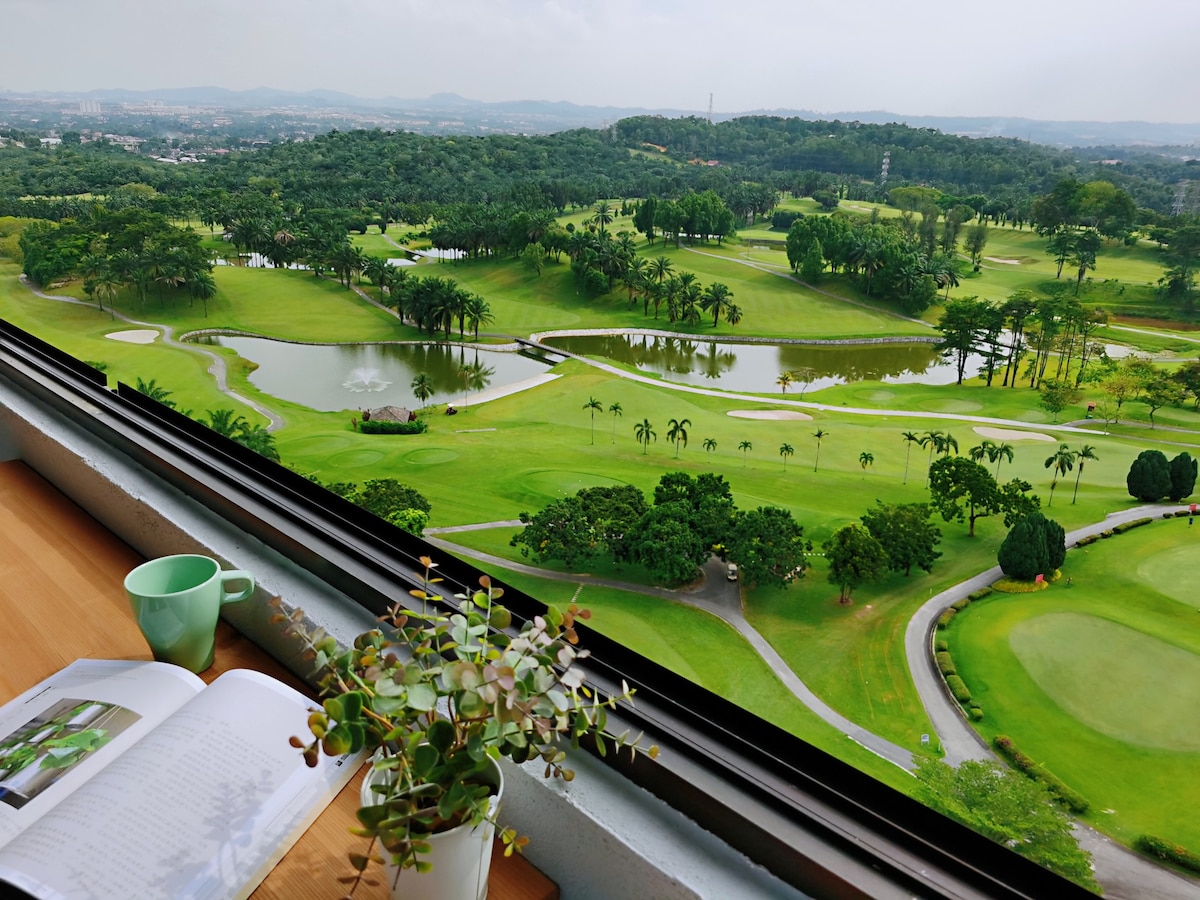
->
520, 469, 628, 498
1010, 612, 1200, 752
1136, 544, 1200, 608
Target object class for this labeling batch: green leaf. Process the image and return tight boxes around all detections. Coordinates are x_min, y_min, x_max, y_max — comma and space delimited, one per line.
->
406, 683, 437, 712
323, 696, 345, 722
426, 719, 455, 754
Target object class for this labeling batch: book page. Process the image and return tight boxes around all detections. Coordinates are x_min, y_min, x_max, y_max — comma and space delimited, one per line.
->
0, 669, 360, 900
0, 659, 204, 851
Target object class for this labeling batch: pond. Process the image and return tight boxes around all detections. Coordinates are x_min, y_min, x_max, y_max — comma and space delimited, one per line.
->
201, 336, 550, 412
541, 334, 985, 393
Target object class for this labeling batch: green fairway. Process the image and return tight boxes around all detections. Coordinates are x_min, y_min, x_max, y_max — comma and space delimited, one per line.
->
949, 521, 1200, 850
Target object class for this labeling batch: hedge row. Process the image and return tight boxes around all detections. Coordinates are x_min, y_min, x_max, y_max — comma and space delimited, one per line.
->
358, 419, 428, 435
993, 735, 1090, 813
1075, 534, 1100, 547
935, 651, 956, 676
1113, 517, 1153, 534
935, 638, 948, 653
937, 608, 956, 629
1135, 835, 1200, 875
968, 587, 993, 601
945, 675, 971, 704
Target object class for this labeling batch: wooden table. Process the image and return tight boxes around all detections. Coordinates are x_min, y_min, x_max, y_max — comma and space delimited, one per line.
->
0, 460, 558, 900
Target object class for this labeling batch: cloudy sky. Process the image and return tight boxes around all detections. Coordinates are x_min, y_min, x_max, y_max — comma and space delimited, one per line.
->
5, 0, 1198, 123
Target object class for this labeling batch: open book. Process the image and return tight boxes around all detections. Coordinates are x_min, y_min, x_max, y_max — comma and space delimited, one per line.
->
0, 659, 361, 900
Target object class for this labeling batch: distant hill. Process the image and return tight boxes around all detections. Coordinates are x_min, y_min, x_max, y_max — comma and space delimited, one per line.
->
7, 86, 1199, 147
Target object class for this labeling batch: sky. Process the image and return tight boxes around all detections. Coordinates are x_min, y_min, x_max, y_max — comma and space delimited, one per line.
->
5, 0, 1200, 123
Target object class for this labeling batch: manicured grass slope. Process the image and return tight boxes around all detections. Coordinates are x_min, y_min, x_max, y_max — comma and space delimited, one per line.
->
949, 522, 1200, 849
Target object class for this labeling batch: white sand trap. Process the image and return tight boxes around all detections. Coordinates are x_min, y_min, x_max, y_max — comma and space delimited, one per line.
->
728, 409, 813, 421
459, 373, 561, 407
105, 329, 159, 344
973, 426, 1056, 443
984, 256, 1022, 265
386, 257, 417, 266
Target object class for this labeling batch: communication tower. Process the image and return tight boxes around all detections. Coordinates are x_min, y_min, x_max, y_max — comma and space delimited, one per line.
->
879, 151, 891, 184
1172, 179, 1188, 217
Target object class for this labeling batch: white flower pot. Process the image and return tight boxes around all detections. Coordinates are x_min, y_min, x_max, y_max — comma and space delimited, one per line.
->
360, 756, 503, 900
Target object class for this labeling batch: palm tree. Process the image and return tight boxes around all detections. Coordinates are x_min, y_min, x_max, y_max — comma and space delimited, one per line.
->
648, 255, 674, 288
188, 270, 217, 318
703, 437, 717, 455
901, 430, 921, 484
859, 451, 874, 470
457, 360, 494, 406
991, 442, 1015, 479
724, 303, 743, 327
779, 442, 794, 468
410, 373, 435, 408
777, 371, 794, 396
136, 378, 176, 409
203, 408, 249, 439
666, 417, 692, 458
590, 201, 614, 234
464, 294, 494, 339
1044, 443, 1078, 507
583, 396, 603, 444
969, 440, 997, 464
812, 428, 828, 473
700, 282, 732, 327
1071, 445, 1099, 504
738, 440, 752, 466
634, 418, 656, 454
608, 401, 623, 444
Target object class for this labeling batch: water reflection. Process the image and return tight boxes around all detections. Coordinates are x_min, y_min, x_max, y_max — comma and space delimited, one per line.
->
544, 334, 982, 392
201, 336, 549, 412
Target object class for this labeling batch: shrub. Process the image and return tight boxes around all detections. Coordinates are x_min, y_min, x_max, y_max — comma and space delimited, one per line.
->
935, 651, 956, 675
969, 706, 984, 721
937, 608, 957, 629
359, 419, 428, 435
991, 577, 1050, 593
935, 639, 949, 653
1169, 451, 1197, 501
1101, 529, 1114, 538
1127, 449, 1173, 502
1075, 534, 1100, 546
993, 735, 1090, 814
1164, 512, 1176, 519
951, 597, 971, 611
967, 587, 993, 601
1135, 835, 1200, 875
945, 675, 971, 704
998, 512, 1050, 580
1113, 517, 1152, 534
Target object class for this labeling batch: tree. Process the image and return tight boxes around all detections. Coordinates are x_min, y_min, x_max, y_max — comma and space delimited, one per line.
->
962, 223, 988, 271
861, 502, 942, 576
666, 417, 692, 458
604, 400, 624, 444
1127, 449, 1173, 502
1069, 228, 1101, 295
776, 371, 794, 396
824, 524, 888, 604
1169, 451, 1197, 501
738, 440, 752, 466
700, 282, 732, 327
928, 456, 1003, 537
1038, 379, 1081, 423
583, 396, 603, 445
410, 373, 434, 408
800, 239, 824, 283
935, 296, 990, 385
627, 414, 657, 455
901, 430, 921, 484
779, 442, 794, 468
998, 512, 1051, 581
351, 478, 431, 519
812, 428, 828, 473
589, 200, 614, 234
511, 496, 598, 568
1071, 445, 1098, 504
703, 437, 717, 455
629, 502, 706, 585
1142, 372, 1185, 428
858, 451, 874, 470
135, 377, 178, 410
913, 758, 1098, 891
1043, 444, 1077, 507
457, 359, 494, 405
725, 506, 809, 589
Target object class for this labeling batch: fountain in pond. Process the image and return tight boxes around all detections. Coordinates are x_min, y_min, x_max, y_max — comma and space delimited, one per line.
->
342, 367, 392, 392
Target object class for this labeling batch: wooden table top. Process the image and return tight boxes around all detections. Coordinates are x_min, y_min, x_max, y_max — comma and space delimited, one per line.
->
0, 459, 558, 900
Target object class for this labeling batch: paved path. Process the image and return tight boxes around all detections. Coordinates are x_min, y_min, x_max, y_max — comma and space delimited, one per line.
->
1108, 323, 1200, 345
18, 276, 285, 431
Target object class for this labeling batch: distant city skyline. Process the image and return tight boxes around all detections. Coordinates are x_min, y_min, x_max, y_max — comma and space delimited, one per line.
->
5, 0, 1199, 124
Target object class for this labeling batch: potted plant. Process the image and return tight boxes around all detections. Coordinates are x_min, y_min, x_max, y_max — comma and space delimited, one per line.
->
279, 556, 655, 899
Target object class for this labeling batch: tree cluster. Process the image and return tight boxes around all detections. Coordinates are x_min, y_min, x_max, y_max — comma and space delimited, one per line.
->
1126, 449, 1196, 502
511, 472, 807, 587
997, 512, 1066, 581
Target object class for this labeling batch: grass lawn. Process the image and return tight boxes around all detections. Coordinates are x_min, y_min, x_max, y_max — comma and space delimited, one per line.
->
947, 520, 1200, 850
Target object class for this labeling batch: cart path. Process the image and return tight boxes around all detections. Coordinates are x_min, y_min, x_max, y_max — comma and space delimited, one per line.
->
17, 276, 285, 431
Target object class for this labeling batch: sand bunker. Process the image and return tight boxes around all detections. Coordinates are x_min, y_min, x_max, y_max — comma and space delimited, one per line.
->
984, 256, 1022, 265
105, 329, 159, 344
728, 409, 813, 421
973, 426, 1056, 443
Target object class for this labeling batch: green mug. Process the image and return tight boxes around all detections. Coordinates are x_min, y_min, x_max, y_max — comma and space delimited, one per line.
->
124, 555, 255, 673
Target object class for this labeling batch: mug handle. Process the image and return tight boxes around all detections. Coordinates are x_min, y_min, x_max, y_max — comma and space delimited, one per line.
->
219, 569, 256, 604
